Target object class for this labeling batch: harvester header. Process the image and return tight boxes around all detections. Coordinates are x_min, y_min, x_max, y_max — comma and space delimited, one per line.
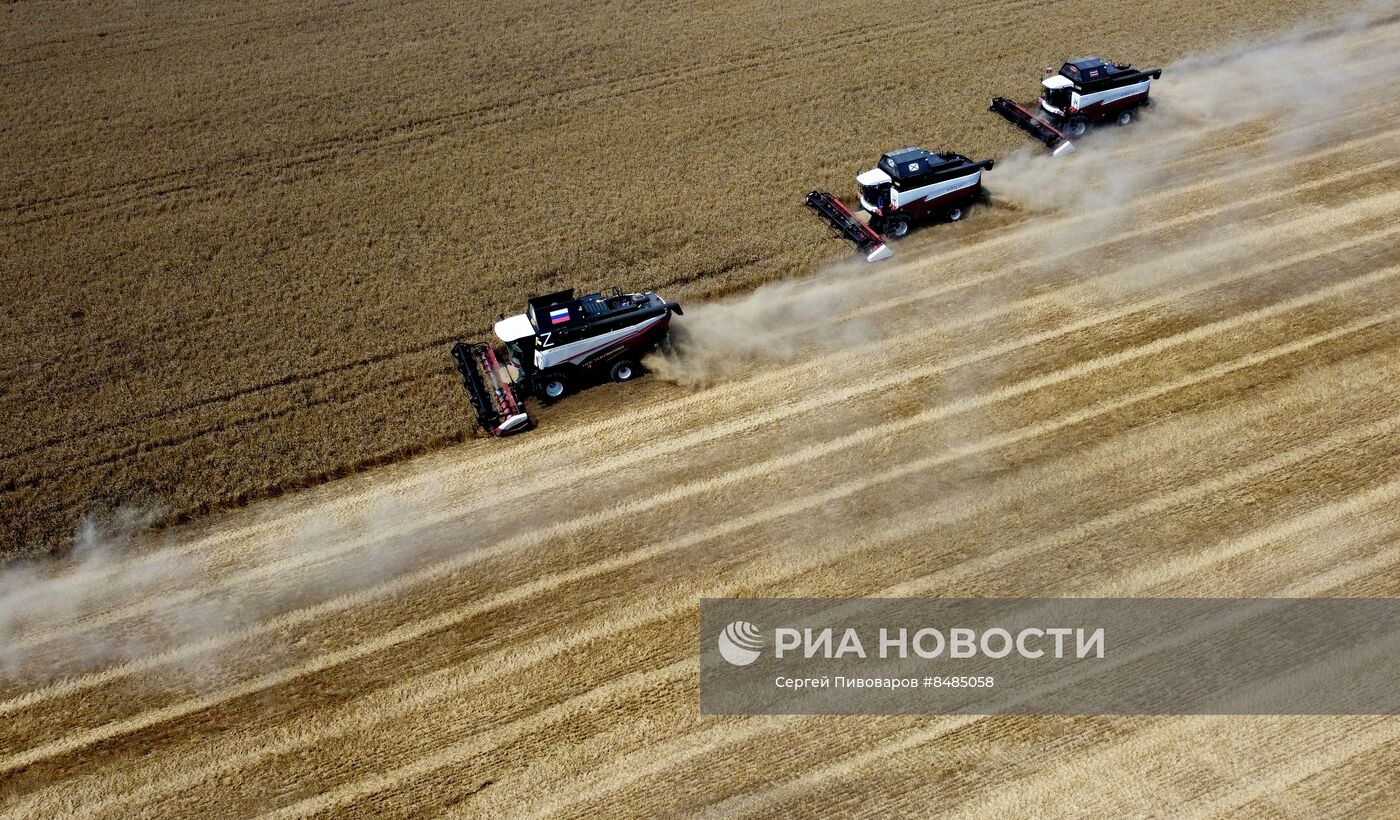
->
805, 191, 892, 263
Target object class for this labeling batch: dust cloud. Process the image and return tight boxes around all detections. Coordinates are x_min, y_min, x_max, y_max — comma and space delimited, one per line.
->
0, 482, 442, 685
644, 258, 877, 387
4, 10, 1399, 687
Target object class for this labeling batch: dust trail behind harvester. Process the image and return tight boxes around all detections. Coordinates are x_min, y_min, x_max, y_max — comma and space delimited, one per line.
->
4, 11, 1400, 690
650, 5, 1400, 389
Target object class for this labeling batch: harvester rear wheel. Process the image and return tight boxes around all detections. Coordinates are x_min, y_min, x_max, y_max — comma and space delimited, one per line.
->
947, 206, 964, 222
1116, 110, 1134, 126
610, 359, 639, 382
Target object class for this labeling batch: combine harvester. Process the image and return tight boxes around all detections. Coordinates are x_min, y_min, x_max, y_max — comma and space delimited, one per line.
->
991, 57, 1162, 155
452, 287, 682, 436
806, 147, 995, 262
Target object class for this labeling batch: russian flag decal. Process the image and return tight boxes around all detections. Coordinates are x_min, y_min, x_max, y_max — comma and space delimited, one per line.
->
549, 307, 570, 325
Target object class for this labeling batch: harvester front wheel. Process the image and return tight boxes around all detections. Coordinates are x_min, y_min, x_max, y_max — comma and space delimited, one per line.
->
1065, 118, 1088, 138
610, 359, 639, 382
886, 216, 911, 238
541, 376, 568, 403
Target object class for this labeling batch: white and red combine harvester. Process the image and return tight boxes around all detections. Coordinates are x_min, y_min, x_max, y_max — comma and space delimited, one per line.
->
807, 147, 995, 262
451, 287, 682, 436
991, 57, 1162, 155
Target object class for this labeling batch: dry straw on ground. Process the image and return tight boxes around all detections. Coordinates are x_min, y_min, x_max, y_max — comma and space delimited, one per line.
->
1, 7, 1400, 815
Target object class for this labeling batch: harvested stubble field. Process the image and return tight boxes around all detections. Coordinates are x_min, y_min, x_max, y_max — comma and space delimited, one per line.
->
0, 0, 1346, 557
4, 1, 1400, 818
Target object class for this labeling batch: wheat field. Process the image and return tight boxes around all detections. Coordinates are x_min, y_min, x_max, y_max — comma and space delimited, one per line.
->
1, 6, 1398, 814
0, 0, 1341, 558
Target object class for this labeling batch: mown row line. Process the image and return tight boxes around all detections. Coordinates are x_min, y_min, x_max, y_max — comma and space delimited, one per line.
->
542, 488, 1400, 818
39, 348, 1394, 815
4, 260, 1396, 780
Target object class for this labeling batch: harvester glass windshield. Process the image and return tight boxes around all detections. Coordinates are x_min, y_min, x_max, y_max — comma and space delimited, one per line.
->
860, 183, 889, 210
505, 340, 528, 368
1045, 86, 1071, 110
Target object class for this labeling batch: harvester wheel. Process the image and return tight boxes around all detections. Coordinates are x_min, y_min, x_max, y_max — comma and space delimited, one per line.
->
610, 359, 639, 382
886, 216, 911, 238
1116, 110, 1134, 126
1065, 118, 1088, 138
947, 206, 964, 222
541, 376, 568, 403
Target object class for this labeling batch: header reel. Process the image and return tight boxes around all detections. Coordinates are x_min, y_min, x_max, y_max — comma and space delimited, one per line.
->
450, 341, 532, 437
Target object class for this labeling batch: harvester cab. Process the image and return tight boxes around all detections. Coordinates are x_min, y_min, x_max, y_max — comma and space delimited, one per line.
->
806, 147, 994, 262
451, 287, 682, 437
992, 57, 1161, 155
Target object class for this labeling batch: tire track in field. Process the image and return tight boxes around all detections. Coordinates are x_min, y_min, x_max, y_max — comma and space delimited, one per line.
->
69, 370, 1400, 820
28, 348, 1385, 813
559, 518, 1400, 820
4, 270, 1396, 779
0, 0, 388, 73
375, 478, 1400, 817
7, 0, 1046, 226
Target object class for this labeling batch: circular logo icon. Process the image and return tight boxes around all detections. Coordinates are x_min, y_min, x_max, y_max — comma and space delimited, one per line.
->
717, 620, 764, 666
